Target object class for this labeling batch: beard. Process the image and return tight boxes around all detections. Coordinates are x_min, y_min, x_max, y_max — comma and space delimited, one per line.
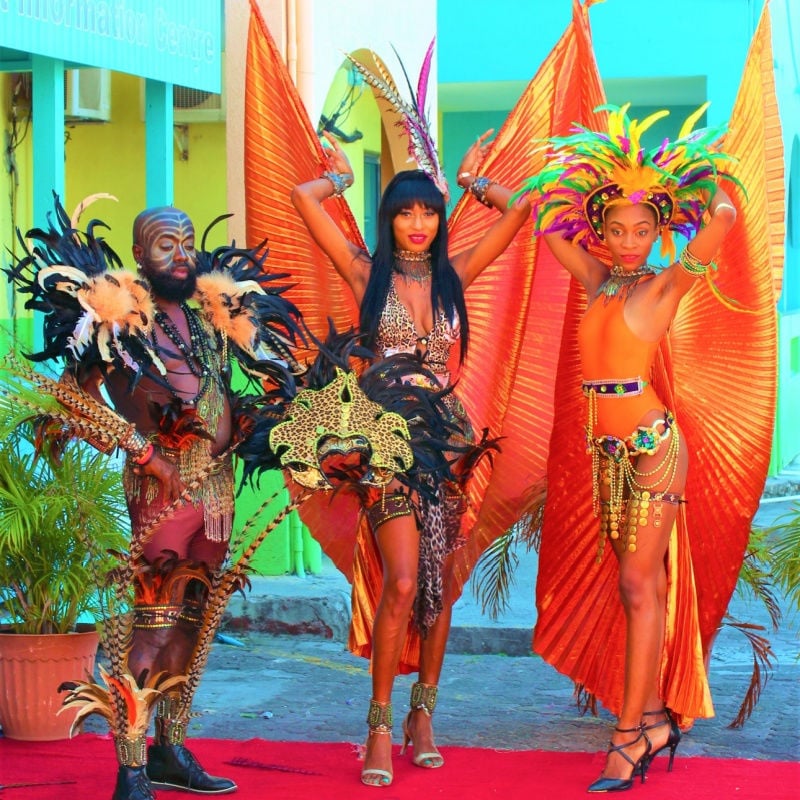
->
144, 269, 197, 302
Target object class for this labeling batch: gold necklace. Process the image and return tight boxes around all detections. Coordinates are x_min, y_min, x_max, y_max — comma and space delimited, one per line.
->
393, 250, 432, 284
599, 265, 655, 303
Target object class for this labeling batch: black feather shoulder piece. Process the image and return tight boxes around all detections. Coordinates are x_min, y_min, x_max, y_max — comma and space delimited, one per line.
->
4, 193, 161, 386
192, 214, 306, 393
236, 322, 470, 504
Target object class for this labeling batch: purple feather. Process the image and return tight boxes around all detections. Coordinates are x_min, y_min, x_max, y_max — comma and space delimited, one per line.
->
652, 138, 669, 164
416, 38, 435, 116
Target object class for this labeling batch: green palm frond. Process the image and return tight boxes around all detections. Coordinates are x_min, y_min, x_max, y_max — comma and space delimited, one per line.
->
470, 529, 520, 620
735, 525, 783, 631
765, 503, 800, 615
0, 414, 129, 633
470, 480, 546, 620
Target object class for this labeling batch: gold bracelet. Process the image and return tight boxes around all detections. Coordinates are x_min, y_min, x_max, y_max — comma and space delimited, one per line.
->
678, 248, 710, 276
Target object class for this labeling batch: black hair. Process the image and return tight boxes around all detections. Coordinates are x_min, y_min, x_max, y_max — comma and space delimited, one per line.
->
359, 170, 469, 362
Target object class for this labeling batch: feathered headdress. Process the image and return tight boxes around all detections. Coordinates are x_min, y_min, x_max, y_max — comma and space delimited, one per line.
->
517, 103, 741, 261
346, 38, 448, 199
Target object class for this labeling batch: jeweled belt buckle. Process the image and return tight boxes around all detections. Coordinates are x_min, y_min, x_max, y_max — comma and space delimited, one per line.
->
596, 435, 628, 462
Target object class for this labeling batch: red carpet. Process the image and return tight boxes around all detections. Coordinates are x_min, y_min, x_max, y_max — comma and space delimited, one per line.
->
0, 734, 797, 799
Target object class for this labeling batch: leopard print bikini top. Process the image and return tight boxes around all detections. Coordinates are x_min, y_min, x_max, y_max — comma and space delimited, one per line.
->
375, 277, 460, 381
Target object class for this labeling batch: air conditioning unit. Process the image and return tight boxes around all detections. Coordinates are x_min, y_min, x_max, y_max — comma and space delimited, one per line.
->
65, 68, 111, 122
173, 68, 225, 123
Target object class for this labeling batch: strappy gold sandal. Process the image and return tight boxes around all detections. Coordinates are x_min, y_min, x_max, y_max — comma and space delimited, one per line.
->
361, 700, 393, 787
400, 682, 444, 769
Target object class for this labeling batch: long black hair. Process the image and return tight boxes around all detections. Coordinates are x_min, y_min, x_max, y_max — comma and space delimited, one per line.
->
359, 170, 470, 363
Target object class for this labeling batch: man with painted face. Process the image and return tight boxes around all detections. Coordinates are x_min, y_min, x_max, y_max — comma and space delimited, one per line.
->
79, 207, 238, 799
7, 196, 304, 799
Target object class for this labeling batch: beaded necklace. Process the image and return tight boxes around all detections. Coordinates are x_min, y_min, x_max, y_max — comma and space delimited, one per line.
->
152, 302, 218, 408
393, 249, 432, 285
598, 265, 655, 304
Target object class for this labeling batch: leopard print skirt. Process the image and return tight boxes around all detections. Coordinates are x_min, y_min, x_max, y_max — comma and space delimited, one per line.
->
413, 392, 473, 637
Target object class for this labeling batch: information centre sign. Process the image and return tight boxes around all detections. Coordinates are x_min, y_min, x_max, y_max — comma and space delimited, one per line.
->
0, 0, 221, 90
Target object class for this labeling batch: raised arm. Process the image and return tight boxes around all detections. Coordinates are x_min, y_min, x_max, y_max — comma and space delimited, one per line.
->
541, 231, 608, 297
625, 186, 738, 341
660, 185, 737, 299
290, 131, 369, 299
450, 130, 532, 288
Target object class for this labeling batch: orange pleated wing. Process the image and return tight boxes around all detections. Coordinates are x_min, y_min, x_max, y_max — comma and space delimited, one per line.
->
445, 0, 607, 601
244, 0, 369, 583
243, 0, 362, 356
668, 0, 783, 659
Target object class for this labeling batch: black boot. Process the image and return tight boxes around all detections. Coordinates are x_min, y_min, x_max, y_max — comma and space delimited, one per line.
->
146, 743, 237, 795
111, 765, 156, 800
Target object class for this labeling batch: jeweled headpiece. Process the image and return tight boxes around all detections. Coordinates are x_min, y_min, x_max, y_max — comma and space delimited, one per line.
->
346, 38, 448, 200
518, 103, 740, 261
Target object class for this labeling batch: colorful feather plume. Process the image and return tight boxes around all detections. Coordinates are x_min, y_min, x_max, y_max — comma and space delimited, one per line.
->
69, 269, 159, 369
131, 554, 213, 606
146, 397, 215, 451
193, 217, 305, 390
346, 38, 448, 199
4, 194, 167, 385
516, 103, 743, 262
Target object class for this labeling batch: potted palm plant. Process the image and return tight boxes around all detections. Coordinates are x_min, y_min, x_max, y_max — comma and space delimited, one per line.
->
0, 408, 129, 740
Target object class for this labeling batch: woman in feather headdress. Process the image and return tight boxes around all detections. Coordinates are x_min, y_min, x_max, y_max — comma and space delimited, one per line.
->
517, 103, 741, 792
290, 43, 530, 787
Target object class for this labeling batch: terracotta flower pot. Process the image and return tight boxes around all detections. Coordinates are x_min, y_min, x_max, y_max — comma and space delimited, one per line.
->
0, 627, 100, 741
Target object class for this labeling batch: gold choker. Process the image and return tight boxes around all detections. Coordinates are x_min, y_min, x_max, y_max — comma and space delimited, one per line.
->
393, 250, 432, 284
609, 265, 654, 278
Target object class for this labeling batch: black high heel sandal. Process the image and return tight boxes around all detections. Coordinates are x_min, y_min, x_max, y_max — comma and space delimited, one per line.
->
587, 725, 651, 793
641, 708, 681, 772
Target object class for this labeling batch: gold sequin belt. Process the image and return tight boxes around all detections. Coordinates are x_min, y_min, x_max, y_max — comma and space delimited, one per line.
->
159, 445, 229, 475
591, 411, 675, 462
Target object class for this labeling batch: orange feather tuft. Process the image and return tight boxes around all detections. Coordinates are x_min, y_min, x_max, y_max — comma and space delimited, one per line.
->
78, 269, 154, 332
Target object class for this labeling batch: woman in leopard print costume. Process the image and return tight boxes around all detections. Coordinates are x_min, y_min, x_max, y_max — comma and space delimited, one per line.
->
291, 130, 529, 787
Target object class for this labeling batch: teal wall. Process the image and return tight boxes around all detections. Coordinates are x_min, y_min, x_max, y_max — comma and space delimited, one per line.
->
438, 1, 570, 83
437, 0, 752, 122
438, 0, 752, 98
774, 132, 800, 470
